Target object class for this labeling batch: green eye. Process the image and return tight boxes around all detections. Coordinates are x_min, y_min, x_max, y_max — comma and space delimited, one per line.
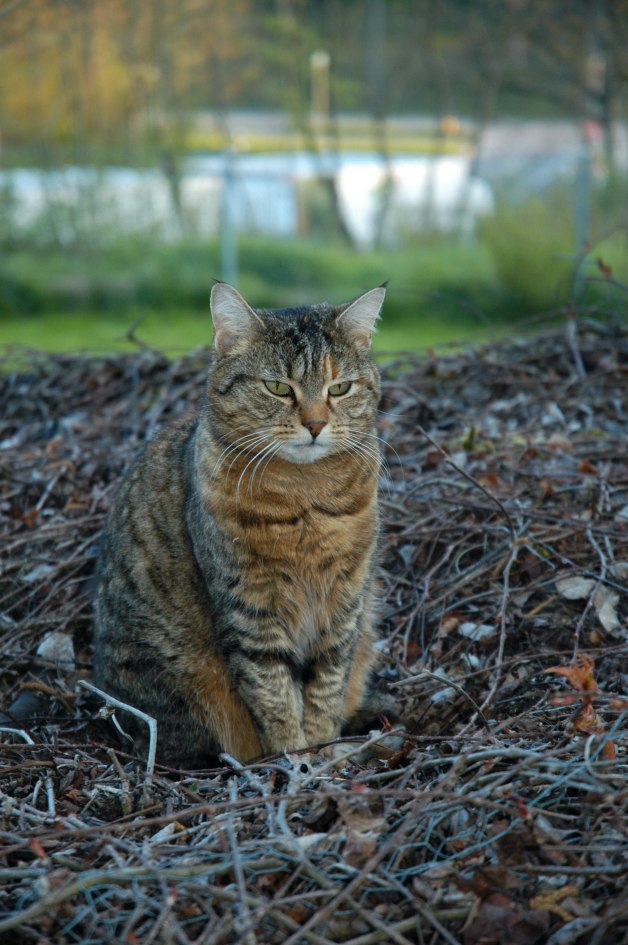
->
328, 381, 351, 397
264, 379, 293, 397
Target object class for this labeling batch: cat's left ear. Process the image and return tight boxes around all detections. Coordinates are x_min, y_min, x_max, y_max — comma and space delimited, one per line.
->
210, 282, 264, 354
335, 284, 386, 348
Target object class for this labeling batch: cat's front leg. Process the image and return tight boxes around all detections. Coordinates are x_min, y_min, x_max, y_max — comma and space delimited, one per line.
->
302, 650, 352, 749
233, 652, 307, 756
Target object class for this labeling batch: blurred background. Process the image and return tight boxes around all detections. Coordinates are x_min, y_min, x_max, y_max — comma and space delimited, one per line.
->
1, 0, 628, 353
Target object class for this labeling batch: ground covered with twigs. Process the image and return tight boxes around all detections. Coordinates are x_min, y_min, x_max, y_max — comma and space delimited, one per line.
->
1, 317, 627, 945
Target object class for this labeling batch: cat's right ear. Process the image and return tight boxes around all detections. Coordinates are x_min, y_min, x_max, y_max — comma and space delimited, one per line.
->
210, 282, 264, 355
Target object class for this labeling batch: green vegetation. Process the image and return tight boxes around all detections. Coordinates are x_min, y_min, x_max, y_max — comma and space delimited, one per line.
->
1, 219, 627, 355
0, 236, 499, 353
0, 306, 494, 356
479, 190, 628, 315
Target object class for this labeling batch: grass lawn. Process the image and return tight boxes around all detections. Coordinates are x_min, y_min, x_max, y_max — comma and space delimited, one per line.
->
0, 236, 505, 355
0, 306, 494, 357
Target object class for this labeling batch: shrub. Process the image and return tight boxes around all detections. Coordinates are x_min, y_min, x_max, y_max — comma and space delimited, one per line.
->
478, 195, 574, 315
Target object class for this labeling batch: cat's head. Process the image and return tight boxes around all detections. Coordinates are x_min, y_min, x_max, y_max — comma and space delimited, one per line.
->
206, 282, 385, 466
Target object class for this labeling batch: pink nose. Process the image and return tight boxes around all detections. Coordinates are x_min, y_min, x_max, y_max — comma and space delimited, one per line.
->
305, 419, 327, 438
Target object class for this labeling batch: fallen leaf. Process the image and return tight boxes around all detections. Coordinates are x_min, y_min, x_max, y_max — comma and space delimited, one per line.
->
36, 631, 75, 671
600, 740, 616, 761
343, 827, 378, 868
610, 561, 628, 581
456, 866, 520, 898
573, 702, 605, 735
545, 917, 599, 945
549, 694, 581, 707
22, 563, 54, 584
593, 586, 620, 634
540, 477, 555, 499
530, 885, 579, 923
610, 697, 628, 711
439, 614, 461, 637
149, 822, 180, 844
556, 576, 595, 600
29, 838, 49, 861
463, 896, 550, 945
546, 655, 597, 692
478, 472, 507, 493
546, 432, 572, 452
458, 621, 497, 642
542, 402, 567, 427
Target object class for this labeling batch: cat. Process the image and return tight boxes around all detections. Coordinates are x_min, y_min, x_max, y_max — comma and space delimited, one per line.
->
93, 281, 394, 765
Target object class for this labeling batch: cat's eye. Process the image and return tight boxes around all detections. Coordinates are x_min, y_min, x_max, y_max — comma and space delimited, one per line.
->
328, 381, 352, 397
264, 379, 293, 397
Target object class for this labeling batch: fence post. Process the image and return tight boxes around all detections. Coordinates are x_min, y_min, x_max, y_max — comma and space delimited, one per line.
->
220, 147, 238, 286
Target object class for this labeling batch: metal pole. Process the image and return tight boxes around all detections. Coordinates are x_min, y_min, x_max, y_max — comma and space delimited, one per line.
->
220, 148, 238, 286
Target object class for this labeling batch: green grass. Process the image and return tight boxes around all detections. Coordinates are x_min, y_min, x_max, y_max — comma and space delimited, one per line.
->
3, 224, 625, 357
3, 146, 628, 361
0, 235, 504, 353
0, 305, 491, 356
0, 235, 499, 316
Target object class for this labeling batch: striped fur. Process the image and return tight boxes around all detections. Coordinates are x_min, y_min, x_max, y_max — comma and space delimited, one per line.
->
93, 284, 393, 764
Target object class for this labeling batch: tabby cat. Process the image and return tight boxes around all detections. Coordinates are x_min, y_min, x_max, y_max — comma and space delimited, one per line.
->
93, 281, 392, 764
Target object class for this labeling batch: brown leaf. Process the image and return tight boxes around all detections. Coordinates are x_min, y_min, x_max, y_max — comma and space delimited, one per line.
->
343, 827, 378, 868
573, 702, 605, 735
463, 896, 550, 945
29, 837, 49, 862
546, 432, 574, 453
530, 885, 579, 923
549, 694, 581, 707
578, 459, 599, 476
610, 697, 628, 711
600, 740, 616, 761
456, 866, 520, 899
546, 654, 597, 693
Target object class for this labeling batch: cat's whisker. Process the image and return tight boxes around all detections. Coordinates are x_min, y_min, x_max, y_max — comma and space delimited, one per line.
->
339, 430, 381, 461
376, 405, 415, 420
246, 439, 282, 495
221, 432, 273, 479
248, 440, 284, 495
211, 429, 270, 478
340, 433, 393, 495
346, 428, 404, 484
236, 438, 278, 502
340, 433, 379, 459
338, 435, 382, 476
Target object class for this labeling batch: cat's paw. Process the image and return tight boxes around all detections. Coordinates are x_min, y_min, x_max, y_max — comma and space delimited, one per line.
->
317, 729, 409, 769
320, 741, 355, 763
356, 729, 408, 763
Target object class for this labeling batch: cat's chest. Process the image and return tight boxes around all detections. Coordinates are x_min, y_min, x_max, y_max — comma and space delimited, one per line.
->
241, 519, 368, 644
214, 490, 375, 632
230, 495, 374, 564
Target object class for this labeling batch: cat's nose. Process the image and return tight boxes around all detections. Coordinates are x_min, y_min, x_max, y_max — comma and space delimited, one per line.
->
305, 419, 327, 439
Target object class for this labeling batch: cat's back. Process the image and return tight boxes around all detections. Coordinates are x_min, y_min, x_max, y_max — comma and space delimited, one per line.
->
93, 414, 207, 673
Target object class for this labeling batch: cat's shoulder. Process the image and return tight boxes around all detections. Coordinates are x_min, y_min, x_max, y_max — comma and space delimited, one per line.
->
139, 409, 197, 459
119, 410, 198, 499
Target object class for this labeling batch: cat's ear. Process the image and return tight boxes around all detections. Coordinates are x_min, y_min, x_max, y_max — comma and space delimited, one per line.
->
210, 282, 264, 354
335, 285, 386, 348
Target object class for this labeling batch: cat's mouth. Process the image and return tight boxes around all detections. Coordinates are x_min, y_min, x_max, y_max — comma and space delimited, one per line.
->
280, 439, 333, 464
